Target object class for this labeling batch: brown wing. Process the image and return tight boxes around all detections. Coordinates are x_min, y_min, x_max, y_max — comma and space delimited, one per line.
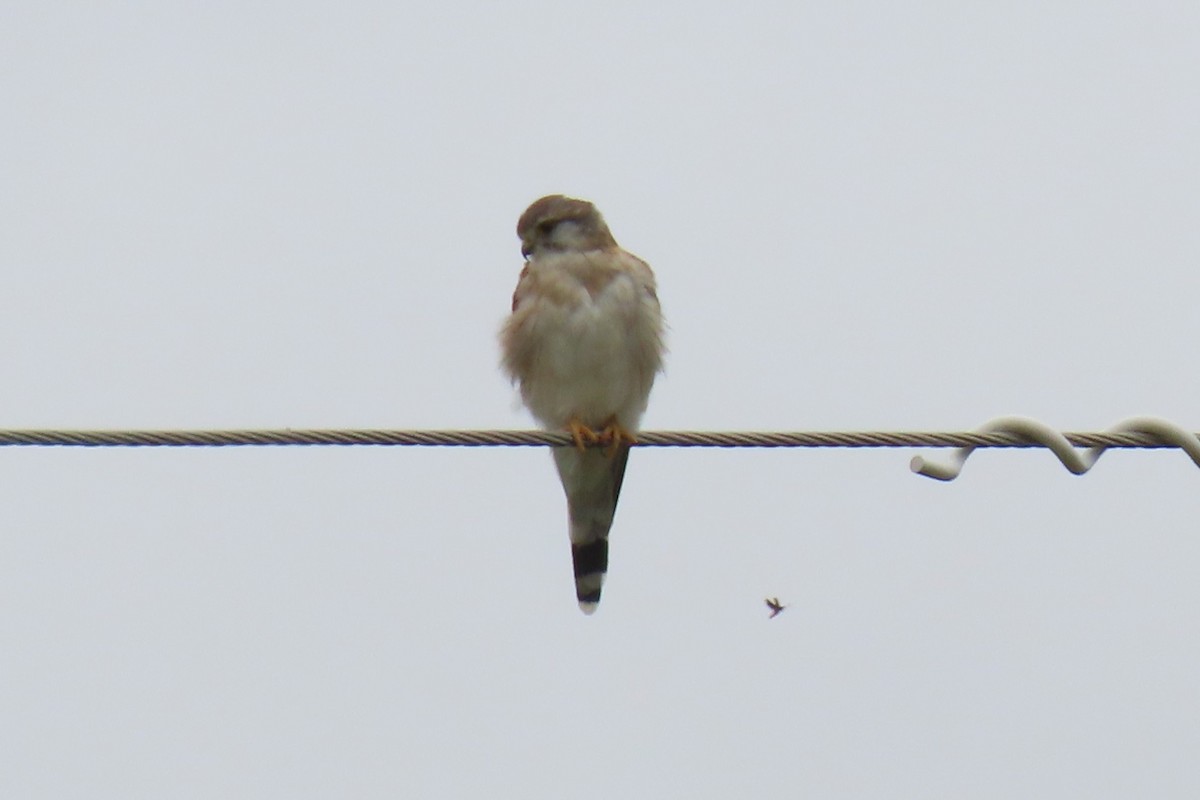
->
511, 264, 530, 312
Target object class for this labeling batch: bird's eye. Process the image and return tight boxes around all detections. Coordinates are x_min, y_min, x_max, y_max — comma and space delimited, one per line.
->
537, 220, 556, 235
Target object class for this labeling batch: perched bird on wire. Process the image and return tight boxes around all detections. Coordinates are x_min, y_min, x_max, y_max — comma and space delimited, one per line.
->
500, 195, 665, 614
765, 597, 786, 619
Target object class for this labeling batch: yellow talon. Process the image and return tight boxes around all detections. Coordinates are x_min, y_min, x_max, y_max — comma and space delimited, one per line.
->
597, 416, 637, 458
567, 419, 603, 452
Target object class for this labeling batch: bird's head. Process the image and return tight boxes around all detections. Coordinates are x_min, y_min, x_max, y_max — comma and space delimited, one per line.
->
517, 194, 617, 259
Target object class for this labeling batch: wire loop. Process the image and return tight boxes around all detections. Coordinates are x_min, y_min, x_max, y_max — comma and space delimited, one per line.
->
910, 416, 1200, 481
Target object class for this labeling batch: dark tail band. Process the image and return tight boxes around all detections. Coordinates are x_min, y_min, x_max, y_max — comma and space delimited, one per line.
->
572, 538, 608, 613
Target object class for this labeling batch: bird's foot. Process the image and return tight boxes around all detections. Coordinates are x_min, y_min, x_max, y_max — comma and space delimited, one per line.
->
597, 417, 637, 458
567, 419, 603, 452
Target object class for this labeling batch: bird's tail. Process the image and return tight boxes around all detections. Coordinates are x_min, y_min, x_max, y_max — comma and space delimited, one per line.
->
571, 537, 608, 614
553, 443, 631, 614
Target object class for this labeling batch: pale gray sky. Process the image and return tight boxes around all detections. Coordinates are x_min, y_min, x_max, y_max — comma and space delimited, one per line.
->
3, 2, 1199, 797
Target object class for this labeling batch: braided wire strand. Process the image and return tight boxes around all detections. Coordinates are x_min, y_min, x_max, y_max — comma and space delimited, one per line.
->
0, 428, 1185, 449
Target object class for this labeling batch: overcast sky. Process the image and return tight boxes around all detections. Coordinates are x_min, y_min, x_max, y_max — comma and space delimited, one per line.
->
3, 2, 1199, 797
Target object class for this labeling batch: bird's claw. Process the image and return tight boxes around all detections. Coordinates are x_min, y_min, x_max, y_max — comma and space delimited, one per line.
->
597, 418, 637, 458
567, 420, 603, 452
566, 418, 637, 457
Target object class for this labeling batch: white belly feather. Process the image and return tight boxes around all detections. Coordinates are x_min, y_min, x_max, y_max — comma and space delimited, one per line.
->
509, 252, 662, 431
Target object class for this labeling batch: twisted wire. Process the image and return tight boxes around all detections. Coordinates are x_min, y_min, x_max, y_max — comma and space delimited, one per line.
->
0, 427, 1188, 449
5, 420, 1200, 481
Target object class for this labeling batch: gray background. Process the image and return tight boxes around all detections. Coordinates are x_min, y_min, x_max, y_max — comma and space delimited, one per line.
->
3, 2, 1199, 797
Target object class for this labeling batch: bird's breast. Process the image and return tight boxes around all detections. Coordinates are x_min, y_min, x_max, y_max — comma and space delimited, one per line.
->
515, 258, 661, 429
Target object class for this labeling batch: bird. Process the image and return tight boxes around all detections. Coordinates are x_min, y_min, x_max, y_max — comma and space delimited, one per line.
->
765, 597, 786, 618
500, 195, 665, 614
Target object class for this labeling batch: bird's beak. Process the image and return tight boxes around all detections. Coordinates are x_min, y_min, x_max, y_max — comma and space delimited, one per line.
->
520, 240, 533, 259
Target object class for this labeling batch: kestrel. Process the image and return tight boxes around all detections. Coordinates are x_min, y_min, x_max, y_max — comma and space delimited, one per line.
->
500, 195, 665, 614
765, 597, 786, 619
